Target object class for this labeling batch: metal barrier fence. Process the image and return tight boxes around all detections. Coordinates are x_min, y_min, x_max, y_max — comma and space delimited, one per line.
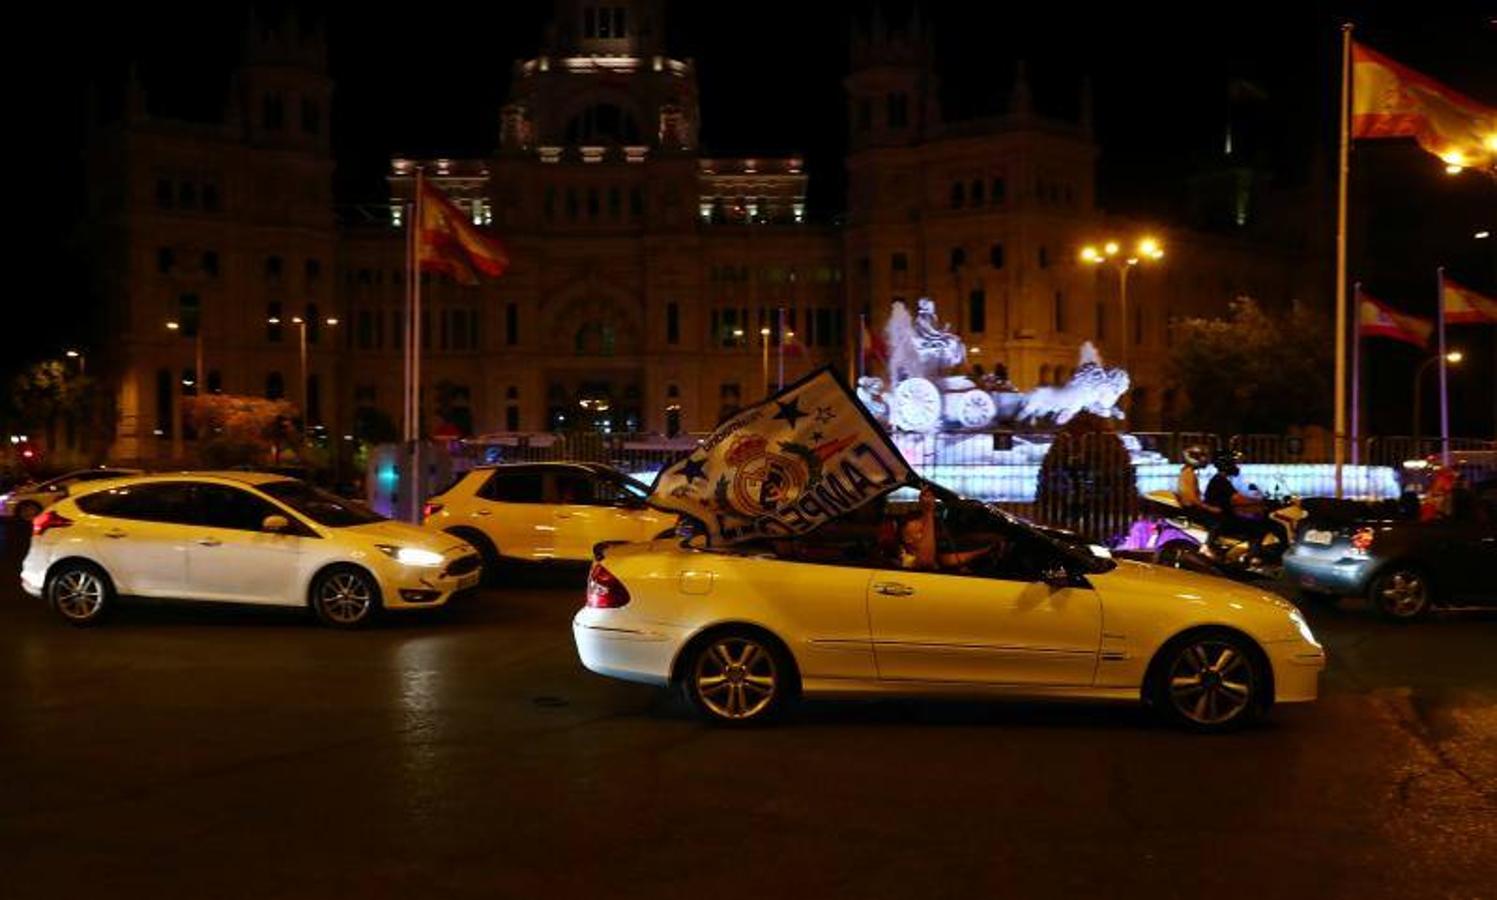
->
460, 431, 1497, 543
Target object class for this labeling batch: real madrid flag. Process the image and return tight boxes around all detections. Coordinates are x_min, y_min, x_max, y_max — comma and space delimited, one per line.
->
650, 367, 913, 545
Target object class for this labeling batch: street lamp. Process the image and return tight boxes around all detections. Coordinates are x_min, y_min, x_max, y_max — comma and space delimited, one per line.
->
1412, 350, 1462, 445
64, 349, 85, 376
760, 326, 771, 394
166, 318, 205, 461
1079, 236, 1164, 371
274, 314, 340, 427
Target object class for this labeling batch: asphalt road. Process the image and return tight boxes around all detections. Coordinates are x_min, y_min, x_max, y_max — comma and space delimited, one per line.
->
2, 524, 1494, 900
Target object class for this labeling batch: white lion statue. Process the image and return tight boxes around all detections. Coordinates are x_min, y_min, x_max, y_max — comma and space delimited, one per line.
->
1018, 342, 1130, 425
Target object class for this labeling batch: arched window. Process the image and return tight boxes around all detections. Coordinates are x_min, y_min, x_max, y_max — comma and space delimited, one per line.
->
266, 371, 285, 400
575, 322, 618, 355
970, 179, 984, 205
950, 182, 964, 209
1038, 364, 1052, 386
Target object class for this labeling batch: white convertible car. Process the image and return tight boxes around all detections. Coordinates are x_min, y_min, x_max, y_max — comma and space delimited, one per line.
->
574, 492, 1325, 732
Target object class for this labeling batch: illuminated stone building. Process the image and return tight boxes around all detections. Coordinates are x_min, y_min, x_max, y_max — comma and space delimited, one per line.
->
89, 2, 1308, 462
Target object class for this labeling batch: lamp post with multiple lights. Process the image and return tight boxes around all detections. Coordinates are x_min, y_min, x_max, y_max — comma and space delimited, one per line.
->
268, 312, 339, 429
1078, 237, 1164, 372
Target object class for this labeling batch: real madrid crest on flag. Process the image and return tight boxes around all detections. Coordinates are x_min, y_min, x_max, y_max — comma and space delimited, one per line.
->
650, 367, 914, 544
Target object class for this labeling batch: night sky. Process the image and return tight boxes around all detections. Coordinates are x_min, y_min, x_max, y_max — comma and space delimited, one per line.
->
16, 1, 1497, 433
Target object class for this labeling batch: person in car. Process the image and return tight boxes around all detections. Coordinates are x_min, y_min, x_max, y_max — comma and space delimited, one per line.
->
893, 486, 1003, 572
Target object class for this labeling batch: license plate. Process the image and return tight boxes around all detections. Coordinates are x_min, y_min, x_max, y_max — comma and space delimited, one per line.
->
1303, 529, 1333, 546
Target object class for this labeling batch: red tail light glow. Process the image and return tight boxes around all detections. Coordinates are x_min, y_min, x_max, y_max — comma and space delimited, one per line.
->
1349, 527, 1375, 553
31, 509, 72, 537
586, 563, 631, 609
422, 502, 443, 520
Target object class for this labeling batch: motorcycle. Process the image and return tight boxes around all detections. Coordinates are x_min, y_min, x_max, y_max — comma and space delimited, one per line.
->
1123, 486, 1306, 580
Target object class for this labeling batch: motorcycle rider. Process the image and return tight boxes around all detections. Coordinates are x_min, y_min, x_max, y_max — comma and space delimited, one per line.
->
1177, 445, 1217, 515
1203, 450, 1288, 562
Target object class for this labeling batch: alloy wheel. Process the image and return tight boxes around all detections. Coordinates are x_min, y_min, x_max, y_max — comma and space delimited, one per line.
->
318, 572, 374, 625
1166, 640, 1256, 727
52, 569, 105, 622
1376, 570, 1428, 619
693, 636, 779, 721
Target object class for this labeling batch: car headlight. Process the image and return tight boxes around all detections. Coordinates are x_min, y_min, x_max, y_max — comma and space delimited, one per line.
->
375, 544, 444, 567
1288, 608, 1320, 647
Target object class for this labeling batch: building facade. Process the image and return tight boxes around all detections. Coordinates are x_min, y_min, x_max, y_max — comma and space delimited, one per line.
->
87, 2, 1311, 464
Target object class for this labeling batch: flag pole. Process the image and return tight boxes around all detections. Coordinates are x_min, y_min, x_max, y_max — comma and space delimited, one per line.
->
1333, 22, 1353, 499
402, 182, 414, 519
857, 313, 867, 382
1436, 266, 1449, 466
410, 168, 425, 522
1351, 282, 1361, 468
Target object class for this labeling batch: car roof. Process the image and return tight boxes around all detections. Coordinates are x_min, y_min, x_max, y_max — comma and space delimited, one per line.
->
471, 461, 624, 475
88, 470, 299, 487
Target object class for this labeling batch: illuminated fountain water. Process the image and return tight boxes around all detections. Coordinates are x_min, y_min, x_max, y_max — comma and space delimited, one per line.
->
857, 299, 1400, 502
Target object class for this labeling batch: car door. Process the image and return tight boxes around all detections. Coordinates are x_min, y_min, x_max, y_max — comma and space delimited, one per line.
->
867, 512, 1102, 686
180, 483, 310, 605
546, 469, 663, 560
469, 467, 554, 560
76, 481, 194, 597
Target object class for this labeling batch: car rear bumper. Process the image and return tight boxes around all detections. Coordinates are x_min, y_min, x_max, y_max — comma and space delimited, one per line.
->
1283, 548, 1373, 596
1266, 638, 1326, 704
572, 609, 683, 686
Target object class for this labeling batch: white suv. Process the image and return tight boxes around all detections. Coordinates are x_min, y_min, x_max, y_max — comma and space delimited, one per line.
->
22, 472, 481, 628
424, 463, 674, 573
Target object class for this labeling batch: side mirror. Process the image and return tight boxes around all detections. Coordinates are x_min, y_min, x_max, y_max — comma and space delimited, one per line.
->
262, 514, 290, 533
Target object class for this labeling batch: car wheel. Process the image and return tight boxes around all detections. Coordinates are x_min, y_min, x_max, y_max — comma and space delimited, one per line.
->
681, 629, 792, 725
447, 528, 502, 586
1150, 630, 1267, 733
1371, 566, 1432, 621
14, 501, 42, 523
46, 561, 115, 627
310, 566, 381, 629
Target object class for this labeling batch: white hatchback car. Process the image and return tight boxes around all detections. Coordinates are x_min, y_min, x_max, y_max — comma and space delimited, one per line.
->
574, 493, 1325, 732
1, 467, 141, 522
22, 472, 481, 628
424, 462, 675, 574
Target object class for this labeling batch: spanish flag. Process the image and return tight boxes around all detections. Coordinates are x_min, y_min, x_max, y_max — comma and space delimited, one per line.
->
1358, 293, 1432, 346
418, 180, 509, 285
1350, 40, 1497, 172
1441, 277, 1497, 325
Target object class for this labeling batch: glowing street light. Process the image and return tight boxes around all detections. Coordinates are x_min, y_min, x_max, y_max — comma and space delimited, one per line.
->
1078, 235, 1165, 370
64, 349, 85, 376
275, 312, 340, 426
1412, 349, 1463, 442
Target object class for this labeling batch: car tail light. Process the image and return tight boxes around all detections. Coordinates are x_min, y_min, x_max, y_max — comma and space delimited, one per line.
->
586, 563, 631, 609
1349, 527, 1374, 554
31, 509, 72, 537
422, 502, 443, 520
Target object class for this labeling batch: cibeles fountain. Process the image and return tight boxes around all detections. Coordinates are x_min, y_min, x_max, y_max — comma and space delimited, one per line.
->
856, 298, 1398, 502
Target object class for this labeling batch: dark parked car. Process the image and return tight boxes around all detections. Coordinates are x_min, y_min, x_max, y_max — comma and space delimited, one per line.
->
1283, 480, 1497, 620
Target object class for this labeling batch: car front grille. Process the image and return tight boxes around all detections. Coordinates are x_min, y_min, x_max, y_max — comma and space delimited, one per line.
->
443, 554, 481, 578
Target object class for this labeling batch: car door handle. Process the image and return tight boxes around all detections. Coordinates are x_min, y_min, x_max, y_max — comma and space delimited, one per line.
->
555, 512, 573, 519
474, 509, 491, 517
196, 537, 222, 547
873, 582, 916, 596
103, 529, 127, 539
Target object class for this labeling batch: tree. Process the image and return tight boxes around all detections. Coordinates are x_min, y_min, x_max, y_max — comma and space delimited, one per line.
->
186, 394, 301, 468
1168, 297, 1332, 435
9, 360, 117, 465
